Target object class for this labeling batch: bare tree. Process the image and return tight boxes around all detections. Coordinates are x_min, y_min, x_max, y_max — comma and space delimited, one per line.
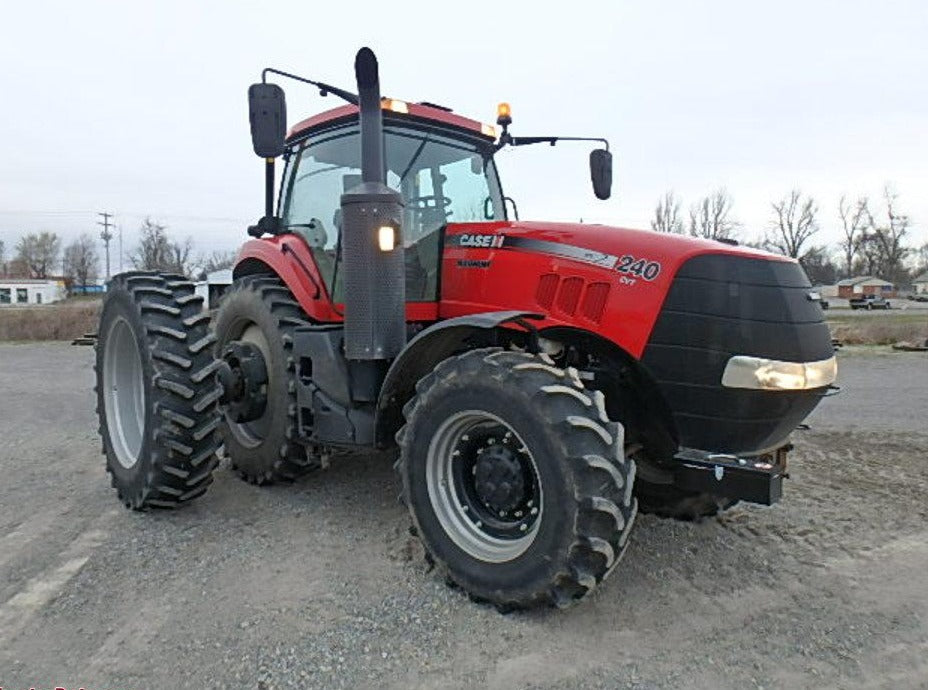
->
0, 238, 5, 276
129, 218, 197, 276
869, 185, 910, 285
15, 231, 61, 278
200, 250, 237, 274
689, 188, 738, 240
62, 233, 100, 289
854, 229, 882, 277
798, 245, 839, 285
765, 190, 819, 260
651, 190, 684, 234
837, 195, 870, 278
914, 242, 928, 276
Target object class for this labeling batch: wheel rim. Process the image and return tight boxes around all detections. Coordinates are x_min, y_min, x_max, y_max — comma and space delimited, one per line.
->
103, 316, 146, 469
224, 322, 273, 448
426, 410, 543, 563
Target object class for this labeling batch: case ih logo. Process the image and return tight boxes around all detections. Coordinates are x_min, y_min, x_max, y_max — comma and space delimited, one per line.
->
455, 233, 505, 249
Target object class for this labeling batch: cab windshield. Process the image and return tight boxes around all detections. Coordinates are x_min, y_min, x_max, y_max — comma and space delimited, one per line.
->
280, 121, 505, 301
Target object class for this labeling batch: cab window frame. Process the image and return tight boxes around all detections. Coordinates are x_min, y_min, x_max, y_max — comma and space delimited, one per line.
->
278, 115, 505, 304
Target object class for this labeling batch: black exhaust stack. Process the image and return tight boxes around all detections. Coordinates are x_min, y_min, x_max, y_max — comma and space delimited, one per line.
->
340, 48, 406, 394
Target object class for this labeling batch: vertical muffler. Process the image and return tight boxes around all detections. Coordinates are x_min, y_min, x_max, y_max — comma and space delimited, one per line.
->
339, 48, 406, 395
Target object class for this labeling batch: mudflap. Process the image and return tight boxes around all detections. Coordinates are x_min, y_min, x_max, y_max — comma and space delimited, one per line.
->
671, 445, 790, 505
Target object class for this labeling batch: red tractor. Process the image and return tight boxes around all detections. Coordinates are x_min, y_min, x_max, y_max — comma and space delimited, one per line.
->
95, 48, 836, 609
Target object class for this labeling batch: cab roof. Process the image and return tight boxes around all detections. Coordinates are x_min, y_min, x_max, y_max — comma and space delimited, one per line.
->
287, 100, 496, 143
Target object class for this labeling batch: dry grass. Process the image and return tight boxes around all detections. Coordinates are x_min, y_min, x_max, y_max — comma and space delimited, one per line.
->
0, 298, 102, 341
827, 312, 928, 346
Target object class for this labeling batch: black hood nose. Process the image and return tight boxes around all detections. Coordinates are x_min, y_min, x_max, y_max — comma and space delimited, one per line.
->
640, 253, 833, 454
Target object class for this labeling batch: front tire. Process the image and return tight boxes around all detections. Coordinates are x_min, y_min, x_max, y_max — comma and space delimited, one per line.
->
95, 272, 223, 509
397, 348, 637, 609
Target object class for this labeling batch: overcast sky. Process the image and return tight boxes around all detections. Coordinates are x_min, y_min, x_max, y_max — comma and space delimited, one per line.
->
0, 0, 925, 266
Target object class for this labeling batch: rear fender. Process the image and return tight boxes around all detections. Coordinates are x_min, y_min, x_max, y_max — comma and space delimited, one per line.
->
374, 311, 541, 446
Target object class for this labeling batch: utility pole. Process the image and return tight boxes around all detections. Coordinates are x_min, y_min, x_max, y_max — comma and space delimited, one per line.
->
98, 212, 113, 281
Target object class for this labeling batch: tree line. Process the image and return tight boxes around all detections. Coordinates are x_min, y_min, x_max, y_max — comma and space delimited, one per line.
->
650, 184, 927, 286
0, 218, 237, 288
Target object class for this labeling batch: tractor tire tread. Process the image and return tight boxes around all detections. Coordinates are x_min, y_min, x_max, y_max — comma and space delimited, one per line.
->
397, 347, 637, 610
95, 272, 222, 510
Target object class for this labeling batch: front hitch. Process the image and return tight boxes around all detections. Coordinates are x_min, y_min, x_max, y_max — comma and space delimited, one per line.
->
671, 445, 791, 505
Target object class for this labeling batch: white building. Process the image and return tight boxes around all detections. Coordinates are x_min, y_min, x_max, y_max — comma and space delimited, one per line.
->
913, 272, 928, 295
194, 269, 233, 310
0, 278, 67, 306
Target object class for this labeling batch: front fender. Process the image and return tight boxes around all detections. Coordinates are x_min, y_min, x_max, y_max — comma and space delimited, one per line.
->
374, 311, 541, 446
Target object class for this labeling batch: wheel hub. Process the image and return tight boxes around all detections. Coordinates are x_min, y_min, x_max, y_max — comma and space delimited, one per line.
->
474, 445, 526, 514
427, 411, 543, 563
218, 341, 268, 423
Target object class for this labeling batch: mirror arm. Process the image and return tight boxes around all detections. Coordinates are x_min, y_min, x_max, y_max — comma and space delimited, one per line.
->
261, 68, 359, 106
509, 135, 610, 151
264, 157, 275, 219
245, 158, 282, 238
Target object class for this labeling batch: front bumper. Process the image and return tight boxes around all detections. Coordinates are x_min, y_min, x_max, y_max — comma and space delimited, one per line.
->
671, 445, 789, 505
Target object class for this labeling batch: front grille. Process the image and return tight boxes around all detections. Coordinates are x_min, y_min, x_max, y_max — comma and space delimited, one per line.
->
640, 254, 833, 454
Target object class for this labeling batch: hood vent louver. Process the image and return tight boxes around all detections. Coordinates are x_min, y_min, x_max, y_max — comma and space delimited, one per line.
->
535, 274, 610, 322
535, 273, 560, 308
581, 282, 610, 322
557, 277, 584, 314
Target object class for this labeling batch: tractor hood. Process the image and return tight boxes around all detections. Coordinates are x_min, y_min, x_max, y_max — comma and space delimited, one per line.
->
442, 219, 833, 455
442, 218, 796, 361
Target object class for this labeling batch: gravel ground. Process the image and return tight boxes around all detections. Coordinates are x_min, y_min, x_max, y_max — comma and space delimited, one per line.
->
1, 343, 926, 689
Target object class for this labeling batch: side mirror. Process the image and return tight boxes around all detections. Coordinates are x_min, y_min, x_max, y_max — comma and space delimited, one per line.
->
590, 148, 613, 200
248, 83, 287, 158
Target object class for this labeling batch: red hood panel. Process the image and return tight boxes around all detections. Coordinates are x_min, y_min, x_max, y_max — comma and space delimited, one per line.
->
439, 220, 794, 358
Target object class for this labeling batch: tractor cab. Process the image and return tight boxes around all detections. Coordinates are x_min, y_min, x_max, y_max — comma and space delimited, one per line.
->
280, 103, 504, 302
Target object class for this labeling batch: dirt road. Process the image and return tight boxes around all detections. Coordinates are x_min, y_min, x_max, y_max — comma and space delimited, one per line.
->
1, 343, 926, 689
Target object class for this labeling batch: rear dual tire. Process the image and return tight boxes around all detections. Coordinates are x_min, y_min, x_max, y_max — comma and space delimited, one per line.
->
95, 272, 223, 509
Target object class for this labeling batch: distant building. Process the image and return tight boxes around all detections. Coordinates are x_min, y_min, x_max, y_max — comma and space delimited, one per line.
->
913, 272, 928, 296
70, 278, 107, 295
836, 276, 895, 298
195, 269, 233, 310
0, 278, 67, 306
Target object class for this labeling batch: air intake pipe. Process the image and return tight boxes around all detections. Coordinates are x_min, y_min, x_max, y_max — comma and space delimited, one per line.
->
339, 47, 406, 378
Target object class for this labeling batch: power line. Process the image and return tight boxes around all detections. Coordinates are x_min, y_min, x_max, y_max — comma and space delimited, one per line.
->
0, 209, 250, 224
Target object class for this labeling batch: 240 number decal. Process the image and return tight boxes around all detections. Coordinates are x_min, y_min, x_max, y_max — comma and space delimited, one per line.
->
615, 254, 662, 282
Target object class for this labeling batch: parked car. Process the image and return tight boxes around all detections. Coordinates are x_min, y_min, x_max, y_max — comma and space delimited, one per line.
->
849, 294, 892, 310
808, 291, 829, 309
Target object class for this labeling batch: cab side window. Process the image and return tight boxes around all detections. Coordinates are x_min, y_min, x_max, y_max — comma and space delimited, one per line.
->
282, 133, 362, 302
